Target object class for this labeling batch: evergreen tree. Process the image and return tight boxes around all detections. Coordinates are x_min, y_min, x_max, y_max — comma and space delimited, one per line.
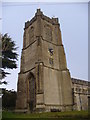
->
0, 33, 18, 84
2, 89, 17, 110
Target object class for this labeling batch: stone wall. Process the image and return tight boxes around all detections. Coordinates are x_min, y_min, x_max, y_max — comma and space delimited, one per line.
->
72, 78, 89, 111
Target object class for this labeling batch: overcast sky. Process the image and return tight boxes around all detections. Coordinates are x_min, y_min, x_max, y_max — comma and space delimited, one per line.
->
1, 0, 89, 3
1, 2, 88, 91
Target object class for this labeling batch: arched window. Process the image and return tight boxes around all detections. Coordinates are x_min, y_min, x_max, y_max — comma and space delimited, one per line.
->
54, 26, 58, 41
29, 26, 34, 44
27, 72, 36, 112
44, 25, 52, 41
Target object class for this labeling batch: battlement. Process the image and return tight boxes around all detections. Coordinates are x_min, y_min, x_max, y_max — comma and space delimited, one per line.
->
72, 78, 88, 86
24, 9, 59, 29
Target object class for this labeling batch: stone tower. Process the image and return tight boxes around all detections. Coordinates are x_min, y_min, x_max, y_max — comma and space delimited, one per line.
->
16, 9, 73, 112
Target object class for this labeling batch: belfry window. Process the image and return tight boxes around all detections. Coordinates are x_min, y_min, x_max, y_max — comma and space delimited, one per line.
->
29, 26, 34, 43
44, 25, 52, 41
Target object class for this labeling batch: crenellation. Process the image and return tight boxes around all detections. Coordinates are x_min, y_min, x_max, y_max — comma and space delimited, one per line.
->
72, 78, 88, 86
25, 9, 60, 30
52, 18, 59, 24
24, 16, 36, 29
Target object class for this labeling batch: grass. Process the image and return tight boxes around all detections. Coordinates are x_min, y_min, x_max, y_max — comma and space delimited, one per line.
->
2, 110, 89, 120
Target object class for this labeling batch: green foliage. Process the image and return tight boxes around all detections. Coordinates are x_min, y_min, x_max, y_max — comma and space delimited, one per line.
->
2, 89, 17, 110
0, 33, 18, 84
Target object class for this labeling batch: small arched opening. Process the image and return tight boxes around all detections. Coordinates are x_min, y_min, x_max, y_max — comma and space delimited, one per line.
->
27, 72, 36, 112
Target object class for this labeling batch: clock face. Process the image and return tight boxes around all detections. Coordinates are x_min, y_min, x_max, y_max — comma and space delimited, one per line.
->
48, 48, 54, 56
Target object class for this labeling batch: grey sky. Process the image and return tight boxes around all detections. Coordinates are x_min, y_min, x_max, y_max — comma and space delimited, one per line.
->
1, 2, 88, 91
2, 0, 89, 3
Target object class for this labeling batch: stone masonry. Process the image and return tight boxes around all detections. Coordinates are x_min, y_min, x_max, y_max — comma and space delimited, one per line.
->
72, 78, 89, 111
16, 9, 89, 113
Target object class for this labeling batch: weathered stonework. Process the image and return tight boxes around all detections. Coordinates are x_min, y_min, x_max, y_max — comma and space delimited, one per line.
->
16, 9, 89, 113
72, 78, 89, 111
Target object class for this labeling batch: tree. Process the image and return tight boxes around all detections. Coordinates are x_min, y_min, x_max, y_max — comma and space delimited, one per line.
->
2, 89, 17, 110
0, 33, 18, 84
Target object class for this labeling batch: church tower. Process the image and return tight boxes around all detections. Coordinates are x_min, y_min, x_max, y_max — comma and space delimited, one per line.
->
16, 9, 73, 112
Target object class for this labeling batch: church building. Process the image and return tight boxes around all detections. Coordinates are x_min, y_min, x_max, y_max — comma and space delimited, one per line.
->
16, 9, 89, 113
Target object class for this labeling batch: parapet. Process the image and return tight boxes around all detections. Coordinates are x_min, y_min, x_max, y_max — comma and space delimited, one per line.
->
72, 78, 88, 86
52, 18, 59, 24
24, 9, 59, 29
